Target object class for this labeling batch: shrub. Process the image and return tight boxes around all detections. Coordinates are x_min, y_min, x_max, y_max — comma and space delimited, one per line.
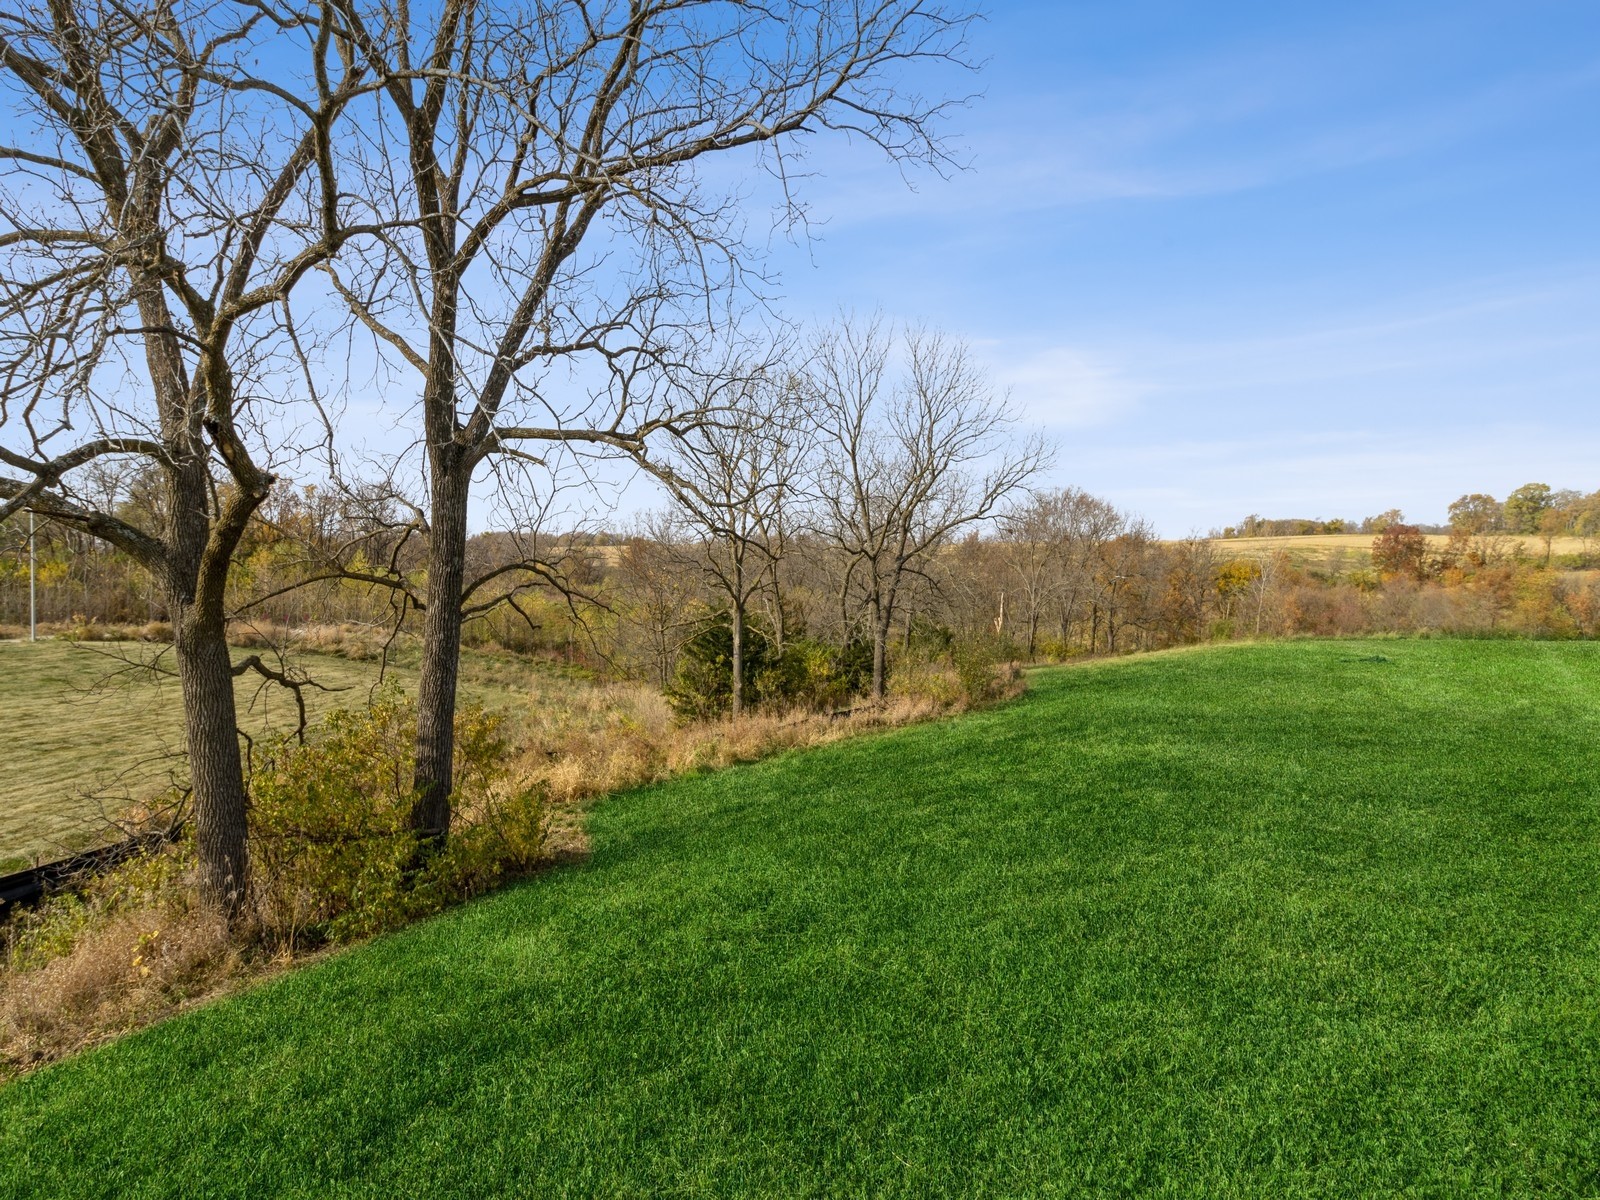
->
889, 655, 963, 707
667, 615, 873, 718
249, 690, 546, 946
665, 612, 777, 720
952, 635, 1021, 703
890, 633, 1018, 707
1031, 635, 1086, 661
759, 637, 871, 711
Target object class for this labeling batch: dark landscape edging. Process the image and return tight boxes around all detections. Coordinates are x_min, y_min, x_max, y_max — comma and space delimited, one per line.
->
0, 831, 174, 916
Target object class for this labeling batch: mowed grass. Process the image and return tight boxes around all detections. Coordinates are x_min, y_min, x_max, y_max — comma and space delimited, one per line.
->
0, 641, 539, 868
4, 639, 1600, 1197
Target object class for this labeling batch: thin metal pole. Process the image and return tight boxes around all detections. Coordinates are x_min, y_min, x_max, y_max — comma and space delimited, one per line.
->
28, 510, 36, 641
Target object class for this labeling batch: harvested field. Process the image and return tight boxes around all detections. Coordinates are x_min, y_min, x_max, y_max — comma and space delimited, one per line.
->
0, 641, 545, 869
1208, 531, 1592, 569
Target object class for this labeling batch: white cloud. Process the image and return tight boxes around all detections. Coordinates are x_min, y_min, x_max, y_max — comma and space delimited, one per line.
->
1072, 425, 1600, 535
987, 346, 1142, 429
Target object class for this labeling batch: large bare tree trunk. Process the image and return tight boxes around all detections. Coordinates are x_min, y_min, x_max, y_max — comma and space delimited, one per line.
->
168, 453, 256, 917
871, 602, 890, 700
412, 463, 470, 844
175, 607, 250, 913
730, 597, 745, 717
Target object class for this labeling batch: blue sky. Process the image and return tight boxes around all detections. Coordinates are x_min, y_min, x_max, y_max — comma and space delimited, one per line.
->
757, 0, 1600, 535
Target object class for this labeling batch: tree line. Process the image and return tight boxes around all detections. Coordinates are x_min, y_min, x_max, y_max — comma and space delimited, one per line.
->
5, 0, 1596, 924
0, 0, 990, 915
1216, 482, 1600, 543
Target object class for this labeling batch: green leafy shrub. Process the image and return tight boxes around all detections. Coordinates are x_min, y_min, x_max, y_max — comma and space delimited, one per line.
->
889, 655, 964, 706
665, 612, 777, 720
1031, 635, 1086, 662
953, 635, 1016, 703
668, 613, 874, 718
249, 689, 546, 946
757, 637, 872, 711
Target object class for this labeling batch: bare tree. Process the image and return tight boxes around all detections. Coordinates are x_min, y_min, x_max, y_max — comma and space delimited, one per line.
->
1000, 489, 1076, 658
1089, 521, 1152, 654
0, 0, 364, 914
808, 318, 1049, 699
1163, 534, 1217, 644
610, 512, 703, 689
656, 369, 807, 715
1050, 488, 1124, 651
314, 0, 978, 843
1248, 549, 1287, 637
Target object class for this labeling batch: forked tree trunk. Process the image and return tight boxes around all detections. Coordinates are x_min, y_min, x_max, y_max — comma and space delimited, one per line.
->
412, 463, 470, 845
167, 454, 256, 919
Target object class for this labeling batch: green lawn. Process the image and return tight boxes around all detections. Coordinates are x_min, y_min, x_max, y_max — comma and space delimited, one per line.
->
3, 639, 1600, 1197
0, 641, 555, 868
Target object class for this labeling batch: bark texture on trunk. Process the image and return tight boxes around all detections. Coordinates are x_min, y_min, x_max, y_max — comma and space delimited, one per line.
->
166, 445, 259, 918
870, 603, 889, 700
730, 598, 745, 717
412, 467, 469, 844
176, 610, 250, 913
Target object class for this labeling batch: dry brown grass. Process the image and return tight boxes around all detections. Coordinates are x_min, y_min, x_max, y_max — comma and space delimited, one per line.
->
522, 684, 970, 821
1, 661, 1021, 1079
0, 906, 240, 1073
0, 850, 255, 1076
1209, 532, 1593, 563
503, 662, 1021, 863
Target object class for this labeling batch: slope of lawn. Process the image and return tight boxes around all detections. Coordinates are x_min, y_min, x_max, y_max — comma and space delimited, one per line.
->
4, 639, 1600, 1197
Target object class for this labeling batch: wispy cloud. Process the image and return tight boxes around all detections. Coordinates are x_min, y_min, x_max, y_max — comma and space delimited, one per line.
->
979, 264, 1600, 531
782, 34, 1600, 227
1119, 269, 1600, 395
733, 8, 1600, 536
984, 345, 1143, 429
